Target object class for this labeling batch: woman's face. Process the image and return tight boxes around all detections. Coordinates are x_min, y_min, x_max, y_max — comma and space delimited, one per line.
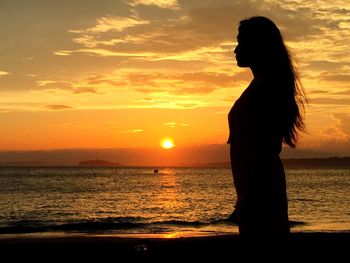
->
234, 33, 253, 68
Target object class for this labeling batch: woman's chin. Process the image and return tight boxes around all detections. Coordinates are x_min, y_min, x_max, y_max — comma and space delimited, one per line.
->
236, 61, 250, 68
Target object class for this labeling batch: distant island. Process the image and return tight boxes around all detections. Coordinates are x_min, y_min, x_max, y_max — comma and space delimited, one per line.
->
0, 157, 350, 168
282, 157, 350, 169
78, 159, 122, 167
193, 157, 350, 169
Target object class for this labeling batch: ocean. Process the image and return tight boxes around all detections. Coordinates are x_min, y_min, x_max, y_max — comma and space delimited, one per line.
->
0, 167, 349, 238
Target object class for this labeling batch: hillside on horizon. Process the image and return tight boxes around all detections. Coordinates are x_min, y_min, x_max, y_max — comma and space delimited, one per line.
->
1, 156, 350, 169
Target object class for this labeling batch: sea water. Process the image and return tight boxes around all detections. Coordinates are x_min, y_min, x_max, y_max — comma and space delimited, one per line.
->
0, 167, 349, 237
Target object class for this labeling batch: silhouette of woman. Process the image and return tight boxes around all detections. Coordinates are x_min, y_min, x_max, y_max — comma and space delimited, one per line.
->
227, 16, 306, 244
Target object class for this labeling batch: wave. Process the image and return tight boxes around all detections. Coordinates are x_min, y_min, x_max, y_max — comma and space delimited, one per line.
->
0, 217, 305, 234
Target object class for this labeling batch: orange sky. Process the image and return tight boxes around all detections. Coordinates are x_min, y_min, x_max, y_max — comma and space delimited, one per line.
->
0, 0, 350, 159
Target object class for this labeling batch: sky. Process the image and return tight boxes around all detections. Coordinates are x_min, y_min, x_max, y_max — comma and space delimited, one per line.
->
0, 0, 350, 164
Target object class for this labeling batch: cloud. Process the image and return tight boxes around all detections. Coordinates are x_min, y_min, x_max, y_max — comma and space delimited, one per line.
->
54, 48, 156, 57
35, 78, 101, 95
0, 71, 10, 77
163, 122, 176, 128
46, 105, 73, 110
48, 0, 350, 101
54, 1, 239, 57
163, 122, 188, 128
332, 112, 350, 136
334, 89, 350, 95
34, 79, 74, 92
73, 16, 149, 34
308, 89, 331, 95
130, 71, 233, 85
319, 72, 350, 82
73, 70, 245, 96
132, 0, 180, 9
173, 102, 200, 109
128, 71, 246, 94
315, 113, 350, 154
310, 97, 350, 105
68, 15, 149, 49
116, 129, 144, 133
55, 0, 349, 68
134, 87, 159, 94
174, 86, 216, 95
37, 80, 59, 87
72, 87, 100, 94
53, 50, 72, 56
304, 60, 348, 71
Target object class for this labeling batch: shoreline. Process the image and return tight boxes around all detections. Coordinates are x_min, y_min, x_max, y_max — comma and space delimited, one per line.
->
1, 232, 349, 261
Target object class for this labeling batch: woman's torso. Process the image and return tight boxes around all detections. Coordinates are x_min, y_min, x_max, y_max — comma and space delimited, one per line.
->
228, 76, 287, 213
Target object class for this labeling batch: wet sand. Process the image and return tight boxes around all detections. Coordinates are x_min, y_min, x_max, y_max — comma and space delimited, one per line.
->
0, 232, 348, 262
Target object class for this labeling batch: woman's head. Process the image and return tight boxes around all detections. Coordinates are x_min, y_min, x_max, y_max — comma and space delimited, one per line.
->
234, 16, 286, 69
234, 16, 307, 148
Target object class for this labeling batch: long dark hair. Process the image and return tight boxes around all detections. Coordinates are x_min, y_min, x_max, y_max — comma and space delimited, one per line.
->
239, 16, 307, 148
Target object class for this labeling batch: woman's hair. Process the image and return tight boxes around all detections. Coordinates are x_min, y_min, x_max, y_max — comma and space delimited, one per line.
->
239, 16, 307, 148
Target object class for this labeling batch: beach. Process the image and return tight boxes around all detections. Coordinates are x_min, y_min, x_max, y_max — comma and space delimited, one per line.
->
1, 232, 349, 262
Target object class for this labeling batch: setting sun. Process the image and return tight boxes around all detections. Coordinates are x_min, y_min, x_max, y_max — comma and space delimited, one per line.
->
161, 138, 175, 149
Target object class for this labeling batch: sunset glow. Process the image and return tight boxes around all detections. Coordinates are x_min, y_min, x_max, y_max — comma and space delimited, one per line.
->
0, 1, 349, 165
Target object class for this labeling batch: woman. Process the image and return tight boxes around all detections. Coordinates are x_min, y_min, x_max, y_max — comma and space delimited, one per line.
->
227, 16, 306, 243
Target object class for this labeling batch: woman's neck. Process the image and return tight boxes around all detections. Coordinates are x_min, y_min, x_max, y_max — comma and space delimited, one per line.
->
251, 66, 275, 79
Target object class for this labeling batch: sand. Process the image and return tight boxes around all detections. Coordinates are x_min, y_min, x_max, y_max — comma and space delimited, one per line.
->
0, 232, 348, 262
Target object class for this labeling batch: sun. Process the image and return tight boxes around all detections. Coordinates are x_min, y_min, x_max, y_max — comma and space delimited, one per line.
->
161, 138, 175, 149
